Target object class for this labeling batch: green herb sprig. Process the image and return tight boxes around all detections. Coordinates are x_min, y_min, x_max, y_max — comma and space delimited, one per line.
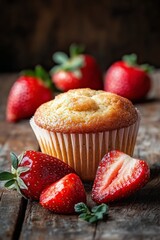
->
74, 202, 109, 223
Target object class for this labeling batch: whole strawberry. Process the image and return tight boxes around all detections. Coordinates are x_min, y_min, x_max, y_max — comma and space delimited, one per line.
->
0, 151, 75, 200
92, 151, 150, 204
40, 173, 86, 214
6, 66, 53, 122
50, 44, 103, 91
104, 54, 153, 101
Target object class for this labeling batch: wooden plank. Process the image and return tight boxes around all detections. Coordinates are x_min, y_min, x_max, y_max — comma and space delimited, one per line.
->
135, 101, 160, 166
0, 190, 27, 240
0, 75, 38, 240
20, 199, 96, 240
20, 184, 96, 240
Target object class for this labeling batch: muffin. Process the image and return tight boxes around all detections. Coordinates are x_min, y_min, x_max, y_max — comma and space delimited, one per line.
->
30, 88, 140, 181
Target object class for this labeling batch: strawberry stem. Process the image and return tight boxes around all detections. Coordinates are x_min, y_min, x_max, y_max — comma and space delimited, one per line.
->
10, 152, 19, 170
0, 152, 29, 198
140, 64, 154, 73
69, 43, 85, 58
50, 44, 85, 74
53, 52, 69, 64
122, 53, 137, 66
122, 53, 154, 73
21, 65, 58, 92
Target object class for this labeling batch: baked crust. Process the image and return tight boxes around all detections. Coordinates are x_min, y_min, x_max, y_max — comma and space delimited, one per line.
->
34, 88, 138, 133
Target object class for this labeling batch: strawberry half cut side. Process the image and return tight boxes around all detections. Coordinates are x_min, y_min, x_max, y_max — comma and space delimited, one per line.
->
92, 151, 150, 204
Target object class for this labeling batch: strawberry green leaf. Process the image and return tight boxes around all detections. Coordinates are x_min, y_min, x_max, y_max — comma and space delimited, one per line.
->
72, 70, 82, 78
122, 53, 137, 66
4, 179, 16, 188
0, 152, 27, 199
122, 54, 154, 73
17, 177, 28, 190
21, 65, 55, 91
13, 181, 24, 196
10, 152, 19, 170
35, 65, 53, 88
35, 65, 49, 81
50, 66, 61, 74
51, 44, 85, 74
17, 166, 30, 175
69, 43, 85, 58
0, 171, 15, 181
63, 56, 84, 71
21, 70, 35, 77
35, 65, 46, 79
18, 152, 24, 164
53, 52, 69, 64
140, 64, 154, 73
70, 56, 84, 69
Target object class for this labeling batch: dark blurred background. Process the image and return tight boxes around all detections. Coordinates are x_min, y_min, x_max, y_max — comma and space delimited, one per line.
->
0, 0, 160, 73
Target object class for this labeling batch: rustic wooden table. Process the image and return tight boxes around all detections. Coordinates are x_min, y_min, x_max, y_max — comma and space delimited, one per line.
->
0, 73, 160, 240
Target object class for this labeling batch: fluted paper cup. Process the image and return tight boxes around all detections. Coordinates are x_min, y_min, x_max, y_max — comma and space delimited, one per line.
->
30, 111, 140, 181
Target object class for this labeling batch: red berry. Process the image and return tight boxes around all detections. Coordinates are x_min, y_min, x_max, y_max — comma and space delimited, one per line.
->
104, 54, 152, 101
53, 71, 81, 91
51, 45, 103, 91
92, 151, 150, 204
40, 173, 86, 214
6, 66, 53, 122
0, 151, 75, 200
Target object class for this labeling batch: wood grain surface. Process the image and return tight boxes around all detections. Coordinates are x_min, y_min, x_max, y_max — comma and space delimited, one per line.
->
0, 73, 160, 240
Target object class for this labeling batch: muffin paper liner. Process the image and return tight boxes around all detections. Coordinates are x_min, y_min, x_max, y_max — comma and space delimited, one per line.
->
30, 111, 140, 181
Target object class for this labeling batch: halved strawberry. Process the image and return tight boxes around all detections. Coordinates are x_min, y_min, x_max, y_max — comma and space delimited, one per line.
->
40, 173, 86, 214
0, 151, 75, 200
92, 151, 150, 204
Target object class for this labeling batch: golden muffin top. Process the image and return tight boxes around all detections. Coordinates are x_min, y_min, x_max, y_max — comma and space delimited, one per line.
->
34, 88, 138, 133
